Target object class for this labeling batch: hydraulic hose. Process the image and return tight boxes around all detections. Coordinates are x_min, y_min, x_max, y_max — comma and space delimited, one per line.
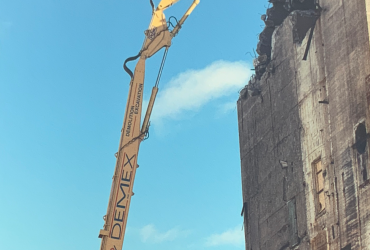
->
123, 52, 142, 79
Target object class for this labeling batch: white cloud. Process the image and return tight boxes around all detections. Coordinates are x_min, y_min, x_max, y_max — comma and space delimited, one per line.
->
148, 60, 251, 123
140, 224, 190, 243
204, 226, 244, 247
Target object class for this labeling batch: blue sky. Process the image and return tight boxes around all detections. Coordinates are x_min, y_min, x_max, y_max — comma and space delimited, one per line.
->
0, 1, 267, 249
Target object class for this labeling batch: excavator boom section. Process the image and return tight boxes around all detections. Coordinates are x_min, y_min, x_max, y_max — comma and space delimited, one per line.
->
98, 1, 199, 250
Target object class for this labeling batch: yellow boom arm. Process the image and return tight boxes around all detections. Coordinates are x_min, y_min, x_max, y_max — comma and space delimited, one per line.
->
98, 1, 199, 250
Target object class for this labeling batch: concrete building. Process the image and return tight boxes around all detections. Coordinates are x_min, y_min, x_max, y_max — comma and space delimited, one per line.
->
237, 0, 370, 249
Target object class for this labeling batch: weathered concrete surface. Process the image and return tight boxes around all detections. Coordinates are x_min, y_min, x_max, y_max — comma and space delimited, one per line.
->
238, 14, 308, 250
367, 0, 370, 48
238, 0, 370, 249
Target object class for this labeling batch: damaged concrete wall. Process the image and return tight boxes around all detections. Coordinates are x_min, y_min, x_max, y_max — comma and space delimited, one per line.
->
238, 0, 370, 250
253, 0, 318, 81
238, 12, 310, 250
367, 0, 370, 45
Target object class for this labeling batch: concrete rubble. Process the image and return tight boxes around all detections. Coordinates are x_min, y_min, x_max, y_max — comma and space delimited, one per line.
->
242, 0, 320, 100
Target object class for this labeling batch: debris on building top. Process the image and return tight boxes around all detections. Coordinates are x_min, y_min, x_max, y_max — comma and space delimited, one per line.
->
240, 0, 321, 100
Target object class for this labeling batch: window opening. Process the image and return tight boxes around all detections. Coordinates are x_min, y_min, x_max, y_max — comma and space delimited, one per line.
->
332, 225, 335, 239
314, 159, 325, 213
341, 172, 345, 194
355, 123, 368, 182
288, 198, 299, 247
355, 123, 367, 154
341, 243, 351, 250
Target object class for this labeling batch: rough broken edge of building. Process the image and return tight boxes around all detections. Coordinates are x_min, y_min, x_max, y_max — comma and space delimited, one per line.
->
238, 0, 370, 249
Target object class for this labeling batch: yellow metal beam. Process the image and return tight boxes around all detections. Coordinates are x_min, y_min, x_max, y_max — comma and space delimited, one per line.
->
99, 1, 200, 250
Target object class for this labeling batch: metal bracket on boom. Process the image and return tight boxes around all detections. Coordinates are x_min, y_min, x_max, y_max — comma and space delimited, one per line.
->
139, 0, 200, 130
124, 0, 199, 78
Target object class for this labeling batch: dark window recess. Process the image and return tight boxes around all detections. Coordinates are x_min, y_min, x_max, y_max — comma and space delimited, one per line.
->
332, 225, 335, 239
354, 123, 369, 182
355, 123, 367, 154
241, 202, 248, 230
288, 198, 299, 247
342, 172, 346, 194
341, 244, 351, 250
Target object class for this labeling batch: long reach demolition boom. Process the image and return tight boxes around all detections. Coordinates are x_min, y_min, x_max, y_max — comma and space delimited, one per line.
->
98, 1, 200, 250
